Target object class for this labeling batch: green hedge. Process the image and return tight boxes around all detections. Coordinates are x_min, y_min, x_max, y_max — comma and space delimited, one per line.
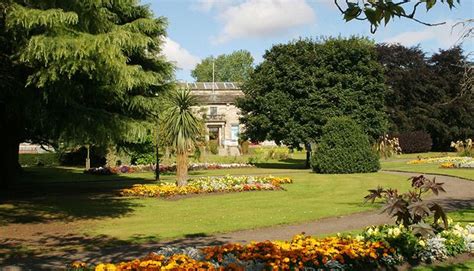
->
311, 117, 380, 174
19, 153, 60, 166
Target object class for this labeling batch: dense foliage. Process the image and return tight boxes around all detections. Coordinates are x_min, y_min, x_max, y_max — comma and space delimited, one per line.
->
238, 37, 388, 166
395, 131, 433, 154
311, 117, 380, 174
0, 0, 174, 186
191, 50, 254, 82
377, 44, 473, 151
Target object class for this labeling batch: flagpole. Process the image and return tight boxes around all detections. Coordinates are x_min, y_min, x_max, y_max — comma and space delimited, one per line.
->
212, 58, 215, 93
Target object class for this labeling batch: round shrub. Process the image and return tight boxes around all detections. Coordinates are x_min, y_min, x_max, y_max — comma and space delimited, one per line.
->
311, 117, 380, 173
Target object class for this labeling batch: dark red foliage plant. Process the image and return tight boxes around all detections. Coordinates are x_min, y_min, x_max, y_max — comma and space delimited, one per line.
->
365, 175, 448, 234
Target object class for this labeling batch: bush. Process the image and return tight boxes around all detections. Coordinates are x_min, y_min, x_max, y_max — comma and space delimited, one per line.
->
19, 153, 59, 166
311, 117, 380, 173
395, 131, 432, 153
208, 141, 219, 155
133, 153, 155, 165
239, 140, 250, 155
267, 147, 290, 160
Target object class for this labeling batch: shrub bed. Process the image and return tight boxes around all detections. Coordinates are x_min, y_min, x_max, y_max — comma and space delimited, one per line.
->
120, 176, 292, 198
311, 117, 380, 174
69, 223, 474, 270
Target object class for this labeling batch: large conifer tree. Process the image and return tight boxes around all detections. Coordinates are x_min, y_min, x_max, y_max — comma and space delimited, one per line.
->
0, 0, 173, 187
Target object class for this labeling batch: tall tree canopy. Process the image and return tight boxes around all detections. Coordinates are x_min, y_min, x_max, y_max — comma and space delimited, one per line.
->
377, 44, 473, 150
237, 37, 388, 166
191, 50, 254, 82
0, 0, 174, 187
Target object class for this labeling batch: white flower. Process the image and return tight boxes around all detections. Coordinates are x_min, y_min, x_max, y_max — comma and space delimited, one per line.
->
367, 228, 374, 236
393, 228, 401, 237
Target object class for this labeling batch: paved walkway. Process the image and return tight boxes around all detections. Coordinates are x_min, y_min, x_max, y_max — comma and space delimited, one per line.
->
1, 171, 473, 270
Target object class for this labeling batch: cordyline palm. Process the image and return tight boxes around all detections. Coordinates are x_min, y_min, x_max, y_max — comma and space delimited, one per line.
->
161, 89, 202, 186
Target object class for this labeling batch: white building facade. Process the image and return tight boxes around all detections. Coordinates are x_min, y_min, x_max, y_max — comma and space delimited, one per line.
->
180, 82, 244, 156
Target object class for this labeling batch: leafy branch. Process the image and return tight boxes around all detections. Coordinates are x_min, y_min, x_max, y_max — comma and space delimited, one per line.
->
335, 0, 459, 33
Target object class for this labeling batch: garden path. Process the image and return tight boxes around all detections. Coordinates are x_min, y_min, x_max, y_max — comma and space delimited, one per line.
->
1, 172, 473, 270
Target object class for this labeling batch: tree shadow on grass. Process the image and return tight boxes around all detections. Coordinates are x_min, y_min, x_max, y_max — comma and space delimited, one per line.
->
0, 233, 228, 269
253, 158, 306, 170
0, 167, 153, 225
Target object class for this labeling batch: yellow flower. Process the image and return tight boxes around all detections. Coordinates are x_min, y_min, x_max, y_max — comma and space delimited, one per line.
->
94, 263, 105, 271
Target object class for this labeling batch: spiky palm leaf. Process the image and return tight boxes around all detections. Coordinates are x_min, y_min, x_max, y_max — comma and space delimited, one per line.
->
161, 89, 202, 154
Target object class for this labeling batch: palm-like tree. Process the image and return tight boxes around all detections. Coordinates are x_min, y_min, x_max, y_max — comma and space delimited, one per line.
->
161, 89, 202, 186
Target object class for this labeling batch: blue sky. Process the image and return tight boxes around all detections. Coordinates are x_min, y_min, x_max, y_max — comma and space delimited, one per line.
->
142, 0, 473, 81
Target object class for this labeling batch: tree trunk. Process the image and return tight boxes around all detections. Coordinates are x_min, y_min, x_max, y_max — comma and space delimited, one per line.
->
0, 101, 22, 190
0, 101, 6, 189
304, 143, 312, 169
155, 142, 160, 181
176, 152, 188, 186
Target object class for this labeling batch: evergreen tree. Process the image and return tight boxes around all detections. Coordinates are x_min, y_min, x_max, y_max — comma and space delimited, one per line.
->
311, 117, 380, 174
0, 0, 174, 187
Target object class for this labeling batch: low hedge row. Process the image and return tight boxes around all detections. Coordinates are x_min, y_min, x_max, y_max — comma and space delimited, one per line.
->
19, 153, 60, 166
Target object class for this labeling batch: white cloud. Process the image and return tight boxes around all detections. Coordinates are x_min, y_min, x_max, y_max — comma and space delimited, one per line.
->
195, 0, 235, 12
213, 0, 315, 43
383, 20, 463, 48
161, 37, 200, 70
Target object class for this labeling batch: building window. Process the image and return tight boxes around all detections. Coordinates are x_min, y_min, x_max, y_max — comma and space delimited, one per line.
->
231, 124, 239, 141
210, 107, 217, 116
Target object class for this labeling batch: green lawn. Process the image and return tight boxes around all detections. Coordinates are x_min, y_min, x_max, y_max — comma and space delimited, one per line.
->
2, 163, 414, 242
89, 170, 411, 241
381, 160, 474, 180
4, 152, 472, 242
411, 259, 474, 271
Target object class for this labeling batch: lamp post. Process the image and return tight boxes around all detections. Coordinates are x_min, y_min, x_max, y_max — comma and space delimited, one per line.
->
155, 118, 160, 181
85, 144, 90, 170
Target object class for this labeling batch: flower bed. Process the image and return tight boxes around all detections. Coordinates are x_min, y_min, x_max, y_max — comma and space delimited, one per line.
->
84, 163, 254, 175
69, 223, 474, 270
408, 157, 474, 169
119, 176, 293, 198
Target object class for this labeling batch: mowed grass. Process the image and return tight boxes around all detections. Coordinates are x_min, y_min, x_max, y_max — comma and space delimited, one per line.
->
411, 259, 474, 271
6, 151, 471, 242
381, 161, 474, 180
89, 171, 410, 241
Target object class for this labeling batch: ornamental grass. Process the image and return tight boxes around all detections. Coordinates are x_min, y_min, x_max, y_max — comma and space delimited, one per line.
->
119, 176, 293, 198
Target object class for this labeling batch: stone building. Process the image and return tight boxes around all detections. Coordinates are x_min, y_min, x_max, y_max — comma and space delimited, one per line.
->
179, 82, 244, 156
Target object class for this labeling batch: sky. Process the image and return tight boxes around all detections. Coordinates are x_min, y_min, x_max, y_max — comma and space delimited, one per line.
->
142, 0, 474, 82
